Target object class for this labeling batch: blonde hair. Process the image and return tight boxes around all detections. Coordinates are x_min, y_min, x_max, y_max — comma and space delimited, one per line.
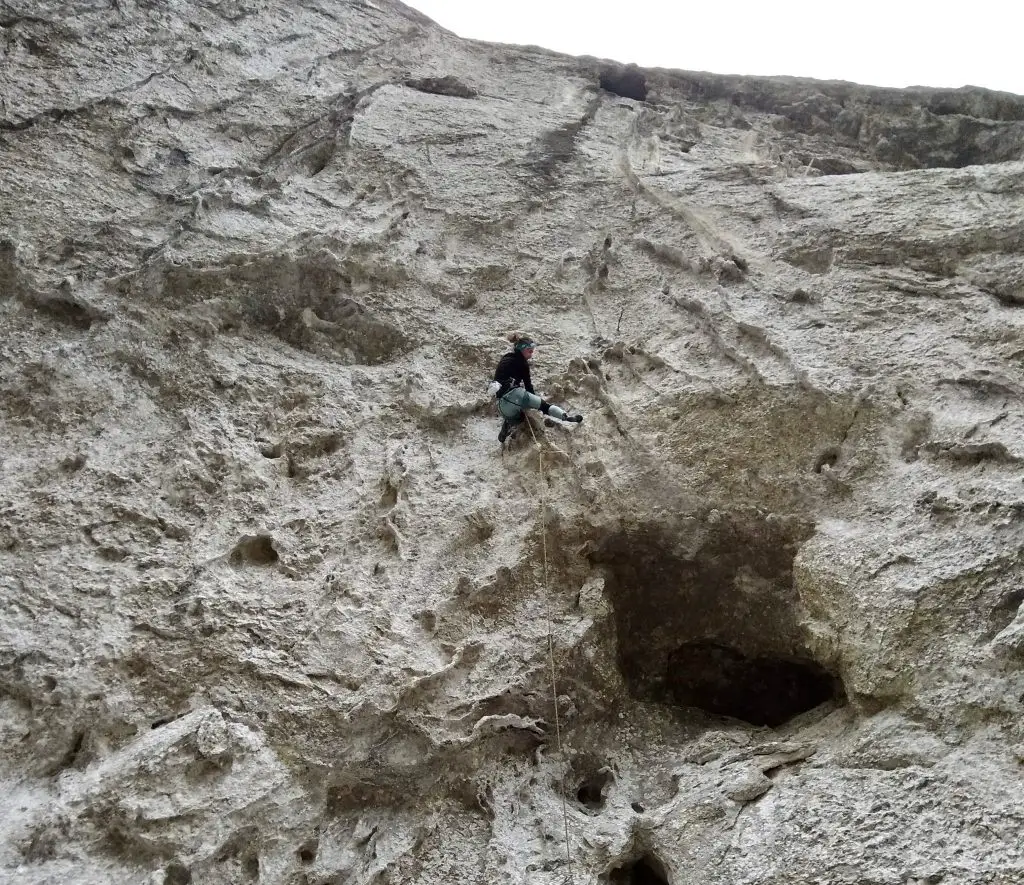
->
507, 331, 533, 345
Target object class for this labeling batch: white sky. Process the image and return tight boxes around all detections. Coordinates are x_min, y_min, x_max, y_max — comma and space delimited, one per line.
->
407, 1, 1024, 95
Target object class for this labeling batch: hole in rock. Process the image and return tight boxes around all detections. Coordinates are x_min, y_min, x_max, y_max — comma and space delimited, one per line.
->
314, 432, 343, 456
214, 827, 260, 881
297, 837, 318, 864
60, 453, 87, 472
33, 295, 95, 330
229, 534, 279, 566
988, 587, 1024, 638
404, 75, 478, 99
600, 66, 648, 102
150, 710, 188, 729
631, 801, 645, 813
606, 852, 671, 885
591, 512, 843, 727
791, 153, 864, 176
668, 641, 836, 727
305, 140, 335, 176
576, 768, 614, 810
48, 729, 87, 774
164, 862, 192, 885
23, 37, 49, 58
813, 446, 840, 473
259, 441, 284, 459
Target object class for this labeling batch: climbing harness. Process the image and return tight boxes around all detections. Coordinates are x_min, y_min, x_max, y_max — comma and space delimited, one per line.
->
525, 417, 574, 884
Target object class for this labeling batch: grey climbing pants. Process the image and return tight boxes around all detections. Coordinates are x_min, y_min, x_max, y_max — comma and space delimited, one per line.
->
498, 388, 567, 422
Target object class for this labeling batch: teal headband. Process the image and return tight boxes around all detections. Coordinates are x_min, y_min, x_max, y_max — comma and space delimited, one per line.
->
515, 339, 537, 352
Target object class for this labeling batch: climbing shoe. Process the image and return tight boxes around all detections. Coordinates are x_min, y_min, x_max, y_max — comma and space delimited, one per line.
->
564, 414, 584, 424
498, 419, 513, 443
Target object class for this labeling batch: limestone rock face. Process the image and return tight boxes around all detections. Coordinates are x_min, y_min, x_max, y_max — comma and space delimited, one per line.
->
2, 2, 1024, 883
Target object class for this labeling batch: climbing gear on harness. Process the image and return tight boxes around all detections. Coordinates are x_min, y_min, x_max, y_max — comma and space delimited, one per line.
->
497, 387, 540, 421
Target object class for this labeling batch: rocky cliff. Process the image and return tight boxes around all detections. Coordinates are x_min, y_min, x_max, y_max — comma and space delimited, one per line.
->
3, 2, 1024, 883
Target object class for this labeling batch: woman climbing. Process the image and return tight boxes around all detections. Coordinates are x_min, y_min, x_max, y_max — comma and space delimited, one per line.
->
492, 333, 583, 443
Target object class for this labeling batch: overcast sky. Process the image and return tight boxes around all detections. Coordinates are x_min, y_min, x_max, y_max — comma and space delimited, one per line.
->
407, 1, 1024, 95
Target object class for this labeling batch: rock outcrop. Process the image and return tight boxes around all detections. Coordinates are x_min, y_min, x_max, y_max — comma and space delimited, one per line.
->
2, 2, 1024, 883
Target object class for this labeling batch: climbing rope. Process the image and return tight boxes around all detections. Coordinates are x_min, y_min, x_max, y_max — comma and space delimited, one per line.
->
525, 417, 574, 884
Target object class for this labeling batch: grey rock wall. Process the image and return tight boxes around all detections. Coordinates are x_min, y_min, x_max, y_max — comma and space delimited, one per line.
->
2, 2, 1024, 883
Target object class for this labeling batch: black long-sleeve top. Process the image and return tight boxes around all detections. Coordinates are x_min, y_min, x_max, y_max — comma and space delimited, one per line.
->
493, 350, 533, 397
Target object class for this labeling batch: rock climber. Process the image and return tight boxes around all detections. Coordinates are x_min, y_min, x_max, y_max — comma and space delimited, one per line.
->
491, 333, 583, 443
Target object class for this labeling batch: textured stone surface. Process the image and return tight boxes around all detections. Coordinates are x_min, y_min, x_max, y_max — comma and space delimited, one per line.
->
2, 2, 1024, 883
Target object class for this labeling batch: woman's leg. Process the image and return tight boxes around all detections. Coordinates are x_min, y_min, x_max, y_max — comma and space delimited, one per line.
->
499, 387, 542, 419
498, 388, 582, 441
529, 396, 580, 423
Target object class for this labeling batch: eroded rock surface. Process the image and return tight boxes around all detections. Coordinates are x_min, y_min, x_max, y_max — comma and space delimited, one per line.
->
2, 2, 1024, 883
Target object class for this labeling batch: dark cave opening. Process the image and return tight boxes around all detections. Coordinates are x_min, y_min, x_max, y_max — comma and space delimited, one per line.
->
590, 511, 842, 726
667, 641, 837, 727
575, 767, 614, 811
606, 852, 670, 885
599, 65, 648, 102
229, 534, 279, 566
163, 862, 192, 885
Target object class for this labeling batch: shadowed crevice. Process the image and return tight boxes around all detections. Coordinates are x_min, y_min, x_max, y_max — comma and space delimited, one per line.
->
600, 66, 648, 102
605, 851, 670, 885
591, 512, 843, 726
667, 641, 837, 727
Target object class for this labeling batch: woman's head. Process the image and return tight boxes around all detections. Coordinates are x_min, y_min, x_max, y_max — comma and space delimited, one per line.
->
515, 339, 536, 359
509, 332, 537, 359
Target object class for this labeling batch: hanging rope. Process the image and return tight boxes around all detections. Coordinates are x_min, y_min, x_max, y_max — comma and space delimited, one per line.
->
525, 417, 574, 883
